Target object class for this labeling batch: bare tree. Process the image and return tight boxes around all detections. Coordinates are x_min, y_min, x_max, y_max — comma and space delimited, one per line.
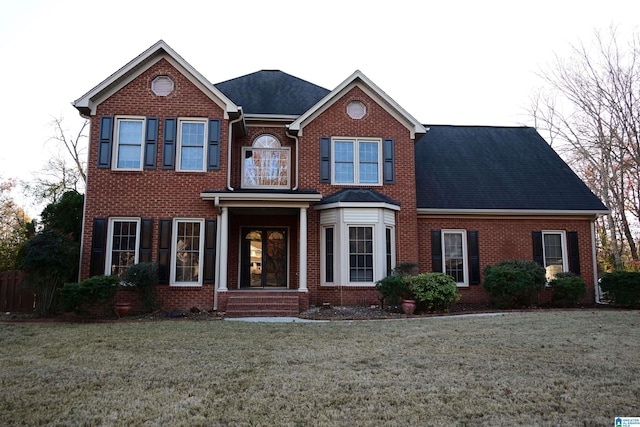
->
48, 117, 88, 186
530, 27, 640, 270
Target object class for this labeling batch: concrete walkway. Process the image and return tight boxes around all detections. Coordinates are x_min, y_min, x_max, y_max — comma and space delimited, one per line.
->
224, 312, 510, 323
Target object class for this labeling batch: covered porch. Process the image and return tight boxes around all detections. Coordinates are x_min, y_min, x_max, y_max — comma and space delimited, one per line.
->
200, 190, 322, 316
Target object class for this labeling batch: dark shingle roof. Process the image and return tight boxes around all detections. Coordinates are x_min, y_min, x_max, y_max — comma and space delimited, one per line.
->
317, 188, 400, 206
214, 70, 330, 116
415, 125, 608, 212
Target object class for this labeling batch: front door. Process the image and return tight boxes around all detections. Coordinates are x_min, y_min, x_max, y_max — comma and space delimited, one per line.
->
240, 228, 288, 288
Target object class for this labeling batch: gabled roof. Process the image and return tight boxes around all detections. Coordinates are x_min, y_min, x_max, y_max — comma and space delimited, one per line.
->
73, 40, 239, 118
415, 125, 609, 215
288, 70, 427, 139
315, 188, 400, 210
215, 70, 330, 117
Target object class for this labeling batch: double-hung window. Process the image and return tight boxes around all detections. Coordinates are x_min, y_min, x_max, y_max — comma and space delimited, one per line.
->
542, 231, 567, 281
333, 138, 381, 185
105, 218, 140, 278
442, 230, 468, 286
172, 219, 205, 286
177, 119, 207, 171
114, 117, 145, 170
349, 226, 374, 282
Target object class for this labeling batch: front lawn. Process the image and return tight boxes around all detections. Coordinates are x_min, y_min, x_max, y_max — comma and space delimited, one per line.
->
1, 310, 638, 426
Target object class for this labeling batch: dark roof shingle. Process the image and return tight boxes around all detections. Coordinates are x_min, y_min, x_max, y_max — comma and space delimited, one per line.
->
415, 125, 608, 212
215, 70, 330, 116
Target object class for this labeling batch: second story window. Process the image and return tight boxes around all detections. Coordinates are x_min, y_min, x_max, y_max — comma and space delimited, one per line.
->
242, 135, 290, 188
177, 119, 207, 171
333, 138, 381, 185
114, 117, 145, 170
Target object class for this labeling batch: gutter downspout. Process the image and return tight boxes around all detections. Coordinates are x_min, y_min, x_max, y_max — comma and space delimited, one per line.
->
227, 110, 243, 191
286, 128, 299, 190
591, 217, 602, 304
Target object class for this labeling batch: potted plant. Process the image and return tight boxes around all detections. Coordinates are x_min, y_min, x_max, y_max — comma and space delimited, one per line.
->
375, 262, 419, 313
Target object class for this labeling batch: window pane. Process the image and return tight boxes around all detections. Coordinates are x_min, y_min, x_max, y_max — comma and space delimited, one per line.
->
349, 226, 373, 282
325, 228, 334, 282
543, 233, 564, 280
110, 220, 137, 278
243, 148, 290, 187
335, 141, 354, 183
119, 121, 143, 143
117, 145, 142, 169
180, 122, 205, 170
175, 221, 201, 283
443, 232, 465, 284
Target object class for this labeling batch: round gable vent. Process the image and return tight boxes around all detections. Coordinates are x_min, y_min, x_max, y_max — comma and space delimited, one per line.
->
152, 76, 174, 96
347, 101, 366, 119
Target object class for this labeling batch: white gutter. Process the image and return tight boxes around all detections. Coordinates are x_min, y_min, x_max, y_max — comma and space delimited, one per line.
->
591, 219, 602, 304
286, 129, 299, 190
417, 208, 609, 217
226, 111, 244, 191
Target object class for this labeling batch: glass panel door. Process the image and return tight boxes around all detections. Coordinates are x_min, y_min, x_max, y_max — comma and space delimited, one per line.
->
241, 228, 288, 288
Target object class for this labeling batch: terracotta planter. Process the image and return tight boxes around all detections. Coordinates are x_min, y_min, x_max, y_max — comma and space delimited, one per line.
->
401, 299, 416, 315
116, 303, 132, 317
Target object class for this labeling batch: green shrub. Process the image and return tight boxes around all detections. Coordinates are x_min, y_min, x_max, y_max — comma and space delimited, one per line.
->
60, 275, 120, 313
124, 262, 159, 312
374, 262, 419, 308
482, 260, 546, 309
406, 273, 460, 312
599, 271, 640, 308
549, 272, 587, 307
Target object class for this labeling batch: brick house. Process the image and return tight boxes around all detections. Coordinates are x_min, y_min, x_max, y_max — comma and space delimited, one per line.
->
73, 40, 608, 316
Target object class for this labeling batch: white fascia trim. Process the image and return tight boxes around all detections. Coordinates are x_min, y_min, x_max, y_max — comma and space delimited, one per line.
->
73, 40, 239, 118
417, 208, 609, 218
315, 201, 401, 211
200, 192, 322, 203
244, 114, 299, 122
288, 70, 427, 138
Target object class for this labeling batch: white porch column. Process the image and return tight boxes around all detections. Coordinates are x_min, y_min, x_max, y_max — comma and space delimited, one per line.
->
218, 207, 229, 291
299, 207, 308, 292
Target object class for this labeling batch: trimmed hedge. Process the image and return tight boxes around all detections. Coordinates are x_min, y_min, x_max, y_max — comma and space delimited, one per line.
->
482, 260, 546, 309
60, 275, 120, 313
549, 272, 586, 307
599, 271, 640, 308
406, 273, 460, 312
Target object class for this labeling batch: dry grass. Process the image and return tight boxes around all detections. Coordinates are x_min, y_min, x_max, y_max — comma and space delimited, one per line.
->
1, 310, 639, 426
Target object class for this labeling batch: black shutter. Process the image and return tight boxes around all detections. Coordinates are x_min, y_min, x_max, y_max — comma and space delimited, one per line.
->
158, 219, 172, 284
568, 231, 580, 275
90, 218, 108, 276
139, 218, 153, 263
97, 117, 113, 168
320, 137, 331, 182
383, 138, 395, 184
532, 231, 543, 266
162, 118, 176, 169
144, 118, 158, 169
467, 230, 480, 285
203, 219, 217, 283
431, 230, 443, 272
208, 119, 221, 170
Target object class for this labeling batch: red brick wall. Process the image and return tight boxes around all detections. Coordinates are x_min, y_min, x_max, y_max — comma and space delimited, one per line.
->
418, 216, 596, 305
297, 85, 421, 307
81, 58, 226, 309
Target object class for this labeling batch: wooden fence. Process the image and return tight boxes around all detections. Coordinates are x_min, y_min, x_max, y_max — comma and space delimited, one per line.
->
0, 270, 34, 312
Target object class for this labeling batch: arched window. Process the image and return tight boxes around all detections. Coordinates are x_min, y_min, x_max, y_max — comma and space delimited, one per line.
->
242, 135, 290, 188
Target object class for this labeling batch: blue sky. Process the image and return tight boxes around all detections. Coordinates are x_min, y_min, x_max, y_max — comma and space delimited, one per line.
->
1, 0, 638, 193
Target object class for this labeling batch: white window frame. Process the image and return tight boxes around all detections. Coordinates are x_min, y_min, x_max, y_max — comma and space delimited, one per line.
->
442, 229, 469, 287
176, 118, 208, 172
112, 116, 145, 171
105, 217, 141, 277
542, 230, 568, 282
331, 137, 382, 185
320, 207, 396, 287
171, 218, 205, 286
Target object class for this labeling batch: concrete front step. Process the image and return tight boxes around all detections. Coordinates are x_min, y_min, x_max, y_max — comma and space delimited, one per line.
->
225, 293, 300, 317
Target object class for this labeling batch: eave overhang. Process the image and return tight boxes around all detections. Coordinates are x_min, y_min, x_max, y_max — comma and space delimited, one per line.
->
315, 201, 401, 211
72, 40, 239, 119
287, 70, 427, 139
417, 208, 610, 219
200, 190, 322, 207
